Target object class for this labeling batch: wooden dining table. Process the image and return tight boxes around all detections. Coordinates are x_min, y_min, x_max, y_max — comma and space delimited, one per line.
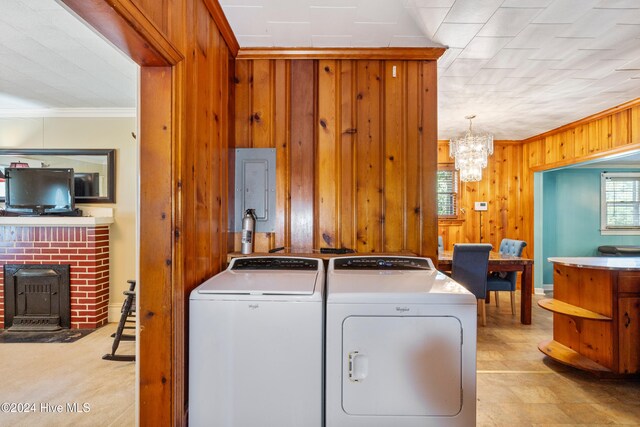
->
437, 250, 534, 325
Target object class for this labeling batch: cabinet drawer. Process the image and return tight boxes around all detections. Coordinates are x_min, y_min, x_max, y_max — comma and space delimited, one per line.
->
618, 273, 640, 294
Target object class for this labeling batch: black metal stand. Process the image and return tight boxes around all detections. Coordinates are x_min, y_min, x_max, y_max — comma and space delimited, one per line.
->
103, 280, 136, 362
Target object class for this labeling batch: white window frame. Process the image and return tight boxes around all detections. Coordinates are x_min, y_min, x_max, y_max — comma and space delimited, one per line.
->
600, 172, 640, 235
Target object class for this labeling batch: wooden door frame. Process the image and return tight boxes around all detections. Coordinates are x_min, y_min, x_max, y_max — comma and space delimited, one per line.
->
61, 0, 183, 424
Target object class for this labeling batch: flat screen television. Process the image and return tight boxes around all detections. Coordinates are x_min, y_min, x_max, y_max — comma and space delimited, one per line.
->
4, 168, 75, 215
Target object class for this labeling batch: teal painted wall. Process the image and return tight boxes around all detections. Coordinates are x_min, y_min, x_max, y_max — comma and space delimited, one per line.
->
540, 168, 640, 285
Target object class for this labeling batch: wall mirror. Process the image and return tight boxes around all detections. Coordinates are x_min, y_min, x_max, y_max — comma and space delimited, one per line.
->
0, 149, 115, 203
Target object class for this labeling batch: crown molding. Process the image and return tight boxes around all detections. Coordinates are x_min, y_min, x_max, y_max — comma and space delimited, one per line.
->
236, 47, 447, 60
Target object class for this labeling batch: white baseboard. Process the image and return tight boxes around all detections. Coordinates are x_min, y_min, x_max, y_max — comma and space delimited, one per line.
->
542, 284, 553, 294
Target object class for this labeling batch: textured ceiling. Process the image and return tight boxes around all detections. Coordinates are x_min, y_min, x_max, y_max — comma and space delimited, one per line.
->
221, 0, 640, 140
1, 1, 640, 142
0, 0, 137, 113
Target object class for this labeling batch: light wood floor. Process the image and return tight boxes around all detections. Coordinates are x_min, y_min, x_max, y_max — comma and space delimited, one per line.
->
478, 292, 640, 426
0, 323, 134, 427
1, 293, 639, 426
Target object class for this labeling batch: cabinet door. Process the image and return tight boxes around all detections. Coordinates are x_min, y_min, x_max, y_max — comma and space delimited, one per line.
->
618, 298, 640, 374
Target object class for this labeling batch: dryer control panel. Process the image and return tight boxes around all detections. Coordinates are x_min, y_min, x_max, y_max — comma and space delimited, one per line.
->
333, 257, 432, 270
231, 257, 320, 271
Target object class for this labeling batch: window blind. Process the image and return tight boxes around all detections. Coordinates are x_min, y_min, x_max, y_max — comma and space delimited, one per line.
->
437, 169, 458, 217
603, 173, 640, 229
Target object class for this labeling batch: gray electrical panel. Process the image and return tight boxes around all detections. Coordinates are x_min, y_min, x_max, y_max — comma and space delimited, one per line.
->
234, 148, 276, 232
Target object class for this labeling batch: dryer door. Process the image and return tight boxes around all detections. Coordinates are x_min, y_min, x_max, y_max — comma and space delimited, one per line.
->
342, 315, 463, 416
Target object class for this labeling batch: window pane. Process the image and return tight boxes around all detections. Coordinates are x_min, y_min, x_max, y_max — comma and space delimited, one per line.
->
603, 173, 640, 229
437, 168, 457, 217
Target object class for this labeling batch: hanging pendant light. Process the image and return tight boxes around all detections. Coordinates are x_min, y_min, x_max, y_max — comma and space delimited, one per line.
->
449, 115, 493, 182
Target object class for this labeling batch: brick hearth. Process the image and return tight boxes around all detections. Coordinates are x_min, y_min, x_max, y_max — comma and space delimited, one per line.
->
0, 225, 109, 329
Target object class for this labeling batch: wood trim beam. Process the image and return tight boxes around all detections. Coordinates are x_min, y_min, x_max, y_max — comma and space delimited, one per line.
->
236, 47, 447, 60
203, 0, 240, 57
522, 97, 640, 144
61, 0, 183, 66
530, 142, 640, 172
139, 66, 175, 425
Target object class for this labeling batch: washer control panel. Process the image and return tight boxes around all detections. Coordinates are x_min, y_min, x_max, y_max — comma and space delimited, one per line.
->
231, 257, 320, 271
333, 257, 432, 270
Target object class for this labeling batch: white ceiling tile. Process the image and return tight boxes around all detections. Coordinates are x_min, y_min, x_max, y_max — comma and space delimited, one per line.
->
594, 0, 640, 8
393, 9, 433, 37
558, 8, 630, 38
408, 0, 455, 6
267, 27, 311, 47
236, 35, 274, 46
457, 36, 512, 59
264, 0, 311, 22
529, 37, 594, 60
311, 35, 352, 47
468, 68, 515, 85
505, 23, 567, 48
588, 24, 640, 49
219, 0, 266, 4
355, 0, 401, 23
309, 0, 359, 6
437, 47, 462, 68
416, 7, 450, 39
591, 69, 638, 87
438, 76, 470, 91
433, 22, 483, 48
478, 8, 542, 37
221, 6, 269, 35
389, 36, 434, 47
615, 8, 640, 24
444, 0, 502, 24
485, 48, 538, 68
568, 59, 629, 79
531, 0, 599, 24
441, 58, 488, 77
501, 0, 553, 6
309, 7, 357, 35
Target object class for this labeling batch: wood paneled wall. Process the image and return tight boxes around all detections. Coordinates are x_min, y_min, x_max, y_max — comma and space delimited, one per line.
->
437, 141, 527, 255
234, 59, 438, 259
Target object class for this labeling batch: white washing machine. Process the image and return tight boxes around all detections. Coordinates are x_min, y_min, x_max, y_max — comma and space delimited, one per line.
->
189, 256, 324, 427
325, 256, 477, 427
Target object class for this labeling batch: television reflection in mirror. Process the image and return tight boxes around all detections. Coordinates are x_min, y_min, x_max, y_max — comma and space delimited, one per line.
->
4, 168, 81, 216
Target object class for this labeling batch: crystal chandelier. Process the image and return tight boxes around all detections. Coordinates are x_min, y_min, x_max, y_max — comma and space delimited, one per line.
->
449, 115, 493, 182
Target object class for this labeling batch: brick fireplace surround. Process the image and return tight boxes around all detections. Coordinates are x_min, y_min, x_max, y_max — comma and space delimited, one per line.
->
0, 219, 112, 329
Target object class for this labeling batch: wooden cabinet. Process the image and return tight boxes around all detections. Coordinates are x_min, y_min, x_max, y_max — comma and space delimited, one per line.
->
539, 260, 640, 375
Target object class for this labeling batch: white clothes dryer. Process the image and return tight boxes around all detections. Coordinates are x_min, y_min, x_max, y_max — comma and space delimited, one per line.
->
189, 256, 324, 427
325, 256, 477, 426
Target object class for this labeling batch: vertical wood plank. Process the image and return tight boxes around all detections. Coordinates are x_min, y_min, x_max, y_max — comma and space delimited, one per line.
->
611, 110, 630, 147
317, 60, 339, 248
419, 61, 438, 260
383, 61, 405, 252
273, 60, 289, 249
355, 60, 383, 252
405, 61, 421, 254
339, 60, 356, 249
234, 60, 252, 148
289, 60, 315, 251
251, 60, 273, 148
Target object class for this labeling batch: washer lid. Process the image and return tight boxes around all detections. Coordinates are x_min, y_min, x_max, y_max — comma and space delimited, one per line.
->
196, 270, 320, 295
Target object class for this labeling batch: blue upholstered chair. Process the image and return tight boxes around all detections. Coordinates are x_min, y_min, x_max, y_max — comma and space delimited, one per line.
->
487, 238, 527, 315
451, 243, 492, 326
